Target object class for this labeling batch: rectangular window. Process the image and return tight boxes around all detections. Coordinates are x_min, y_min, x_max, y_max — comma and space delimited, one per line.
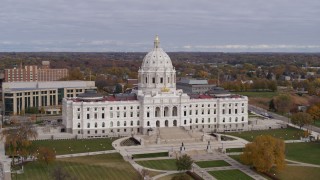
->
147, 112, 150, 118
160, 77, 163, 83
110, 112, 113, 118
184, 111, 187, 116
102, 113, 105, 119
124, 112, 126, 117
87, 114, 90, 119
152, 78, 155, 83
94, 113, 97, 119
130, 112, 133, 117
77, 114, 80, 119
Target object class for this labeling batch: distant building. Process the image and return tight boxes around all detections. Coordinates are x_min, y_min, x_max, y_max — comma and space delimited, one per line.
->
176, 78, 216, 94
4, 61, 68, 82
2, 81, 96, 115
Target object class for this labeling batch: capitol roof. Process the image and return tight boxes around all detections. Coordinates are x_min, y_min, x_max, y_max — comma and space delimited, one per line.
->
141, 35, 173, 69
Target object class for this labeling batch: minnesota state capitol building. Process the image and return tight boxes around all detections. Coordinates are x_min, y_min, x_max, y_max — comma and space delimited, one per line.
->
63, 36, 248, 137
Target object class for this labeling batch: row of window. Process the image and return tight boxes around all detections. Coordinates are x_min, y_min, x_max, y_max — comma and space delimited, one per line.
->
77, 120, 141, 128
78, 106, 140, 112
80, 111, 140, 120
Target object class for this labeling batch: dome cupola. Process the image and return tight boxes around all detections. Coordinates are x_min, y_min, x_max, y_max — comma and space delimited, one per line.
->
138, 35, 176, 94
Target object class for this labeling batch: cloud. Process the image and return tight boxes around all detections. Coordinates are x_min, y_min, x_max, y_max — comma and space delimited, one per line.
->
0, 0, 320, 52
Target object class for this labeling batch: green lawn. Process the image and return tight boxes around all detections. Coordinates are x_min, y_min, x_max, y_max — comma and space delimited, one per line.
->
31, 138, 116, 155
226, 148, 243, 153
229, 155, 241, 163
208, 169, 253, 180
133, 152, 168, 159
226, 127, 304, 141
136, 159, 177, 170
286, 142, 320, 165
234, 91, 278, 99
14, 153, 141, 180
272, 166, 320, 180
195, 160, 230, 168
313, 120, 320, 128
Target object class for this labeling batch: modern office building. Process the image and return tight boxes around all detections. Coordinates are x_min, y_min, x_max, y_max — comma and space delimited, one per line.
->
176, 78, 216, 94
4, 61, 68, 82
2, 81, 96, 115
63, 36, 248, 137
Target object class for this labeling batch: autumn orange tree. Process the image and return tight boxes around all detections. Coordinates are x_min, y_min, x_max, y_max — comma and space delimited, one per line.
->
307, 104, 320, 123
1, 121, 38, 165
240, 135, 285, 173
37, 147, 56, 165
291, 112, 313, 129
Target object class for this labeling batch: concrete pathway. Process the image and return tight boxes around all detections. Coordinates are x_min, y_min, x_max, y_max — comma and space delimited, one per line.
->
56, 150, 117, 159
286, 159, 320, 168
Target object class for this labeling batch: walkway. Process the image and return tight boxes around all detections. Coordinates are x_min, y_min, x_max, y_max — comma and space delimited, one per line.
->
113, 136, 266, 180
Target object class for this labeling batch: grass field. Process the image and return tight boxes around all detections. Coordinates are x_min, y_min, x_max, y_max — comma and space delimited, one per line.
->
235, 91, 278, 99
272, 166, 320, 180
226, 148, 243, 153
229, 155, 241, 163
314, 120, 320, 128
31, 138, 116, 155
136, 159, 177, 170
225, 126, 304, 141
208, 169, 253, 180
195, 160, 230, 168
14, 153, 141, 180
132, 152, 168, 159
286, 142, 320, 165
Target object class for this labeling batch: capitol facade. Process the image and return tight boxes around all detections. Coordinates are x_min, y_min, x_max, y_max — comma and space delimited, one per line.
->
62, 36, 248, 137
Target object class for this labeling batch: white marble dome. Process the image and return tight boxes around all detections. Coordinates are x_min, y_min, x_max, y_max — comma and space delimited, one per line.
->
141, 35, 173, 69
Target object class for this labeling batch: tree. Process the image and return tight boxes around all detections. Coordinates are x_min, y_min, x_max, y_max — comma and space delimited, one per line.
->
37, 147, 56, 165
291, 112, 313, 129
273, 94, 293, 114
52, 166, 74, 180
241, 135, 285, 173
176, 154, 193, 171
307, 104, 320, 122
1, 121, 38, 165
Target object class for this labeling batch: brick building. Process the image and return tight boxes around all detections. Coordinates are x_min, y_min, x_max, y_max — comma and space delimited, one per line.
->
4, 61, 68, 82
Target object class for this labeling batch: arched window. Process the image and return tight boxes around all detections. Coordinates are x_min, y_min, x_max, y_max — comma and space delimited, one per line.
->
155, 107, 161, 117
87, 123, 90, 128
110, 121, 113, 127
137, 120, 140, 126
196, 118, 198, 123
223, 118, 225, 123
184, 120, 187, 125
77, 123, 80, 128
130, 121, 133, 126
242, 117, 244, 121
235, 117, 238, 122
102, 122, 105, 127
117, 121, 120, 126
95, 122, 98, 128
147, 121, 150, 126
172, 106, 178, 116
124, 121, 127, 126
164, 107, 169, 117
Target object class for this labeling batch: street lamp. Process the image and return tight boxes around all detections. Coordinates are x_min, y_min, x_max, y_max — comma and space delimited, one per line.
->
192, 164, 194, 172
201, 170, 204, 178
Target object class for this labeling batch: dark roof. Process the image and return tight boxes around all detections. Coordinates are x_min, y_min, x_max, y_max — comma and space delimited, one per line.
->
77, 89, 103, 98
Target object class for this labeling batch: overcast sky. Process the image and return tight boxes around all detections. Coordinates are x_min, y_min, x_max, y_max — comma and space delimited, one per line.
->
0, 0, 319, 52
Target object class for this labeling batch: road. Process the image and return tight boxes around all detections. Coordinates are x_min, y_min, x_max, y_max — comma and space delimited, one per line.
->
249, 104, 320, 133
